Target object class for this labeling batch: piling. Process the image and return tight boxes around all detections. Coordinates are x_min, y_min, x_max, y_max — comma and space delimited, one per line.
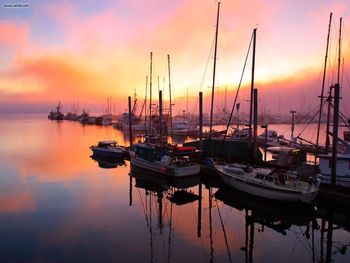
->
331, 83, 340, 186
128, 96, 132, 147
159, 90, 163, 141
199, 92, 203, 150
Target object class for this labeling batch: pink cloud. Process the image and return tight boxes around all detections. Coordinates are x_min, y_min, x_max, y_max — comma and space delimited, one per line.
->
0, 21, 30, 48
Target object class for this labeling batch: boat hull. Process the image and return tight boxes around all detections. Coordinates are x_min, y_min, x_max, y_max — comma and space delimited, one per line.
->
319, 175, 350, 188
130, 153, 200, 177
216, 166, 318, 203
91, 146, 127, 158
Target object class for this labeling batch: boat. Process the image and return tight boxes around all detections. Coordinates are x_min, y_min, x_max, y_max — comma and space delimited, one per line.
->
266, 146, 306, 168
95, 115, 112, 126
231, 127, 250, 140
215, 163, 320, 203
48, 101, 64, 120
78, 110, 89, 124
318, 136, 350, 187
257, 130, 278, 142
171, 119, 189, 136
170, 118, 197, 136
90, 140, 128, 159
130, 143, 200, 177
215, 187, 317, 228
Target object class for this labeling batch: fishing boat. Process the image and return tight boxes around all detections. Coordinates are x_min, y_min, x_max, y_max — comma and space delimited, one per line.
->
215, 163, 320, 203
78, 110, 89, 124
130, 143, 200, 177
171, 119, 189, 136
90, 140, 128, 158
48, 101, 64, 120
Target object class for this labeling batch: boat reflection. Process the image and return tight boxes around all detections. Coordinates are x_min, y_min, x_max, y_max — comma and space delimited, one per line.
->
130, 165, 201, 200
90, 155, 126, 169
129, 165, 202, 262
215, 186, 317, 230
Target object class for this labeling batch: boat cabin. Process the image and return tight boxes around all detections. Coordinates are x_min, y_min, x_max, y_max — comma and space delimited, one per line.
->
266, 146, 306, 168
97, 140, 118, 147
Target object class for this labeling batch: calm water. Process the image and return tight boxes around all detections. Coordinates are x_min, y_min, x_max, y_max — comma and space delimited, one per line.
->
0, 114, 349, 263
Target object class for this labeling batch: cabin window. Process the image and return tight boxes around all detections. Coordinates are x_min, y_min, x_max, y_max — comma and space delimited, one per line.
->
255, 174, 262, 179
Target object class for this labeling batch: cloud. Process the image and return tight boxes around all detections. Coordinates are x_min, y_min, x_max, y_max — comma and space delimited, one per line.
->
0, 0, 349, 114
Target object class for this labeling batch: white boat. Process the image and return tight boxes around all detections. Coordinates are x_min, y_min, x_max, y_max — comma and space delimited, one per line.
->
90, 140, 128, 158
130, 143, 200, 177
231, 128, 250, 140
122, 122, 146, 133
257, 130, 278, 142
318, 137, 350, 187
102, 115, 112, 126
171, 119, 194, 136
172, 121, 188, 136
215, 163, 320, 203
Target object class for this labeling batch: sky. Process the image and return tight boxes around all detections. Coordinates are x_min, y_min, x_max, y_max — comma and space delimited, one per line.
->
0, 0, 350, 116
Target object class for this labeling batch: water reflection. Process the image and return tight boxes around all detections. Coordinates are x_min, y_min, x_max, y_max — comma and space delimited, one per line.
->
90, 155, 126, 169
0, 115, 349, 262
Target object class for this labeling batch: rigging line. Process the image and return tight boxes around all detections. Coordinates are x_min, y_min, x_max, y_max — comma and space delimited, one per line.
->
340, 99, 350, 120
296, 100, 328, 138
149, 193, 154, 263
329, 102, 350, 128
223, 32, 254, 140
214, 199, 232, 263
137, 188, 150, 228
167, 200, 173, 263
291, 226, 320, 262
192, 35, 216, 116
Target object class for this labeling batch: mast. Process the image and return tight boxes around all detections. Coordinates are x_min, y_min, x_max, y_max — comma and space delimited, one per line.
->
149, 52, 153, 135
332, 83, 340, 186
290, 110, 296, 143
337, 17, 342, 84
325, 85, 333, 153
209, 1, 221, 140
331, 18, 342, 186
253, 89, 258, 156
167, 54, 173, 142
144, 76, 148, 133
186, 87, 189, 118
224, 86, 227, 114
159, 90, 163, 141
248, 28, 257, 142
316, 13, 332, 153
158, 76, 160, 93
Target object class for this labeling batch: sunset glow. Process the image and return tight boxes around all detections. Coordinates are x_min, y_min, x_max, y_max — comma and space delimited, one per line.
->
0, 0, 349, 114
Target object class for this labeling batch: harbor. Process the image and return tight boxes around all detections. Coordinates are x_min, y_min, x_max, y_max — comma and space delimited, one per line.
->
0, 114, 350, 262
1, 1, 350, 262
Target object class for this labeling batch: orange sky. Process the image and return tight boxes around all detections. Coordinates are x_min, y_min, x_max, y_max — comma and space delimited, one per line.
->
0, 0, 349, 115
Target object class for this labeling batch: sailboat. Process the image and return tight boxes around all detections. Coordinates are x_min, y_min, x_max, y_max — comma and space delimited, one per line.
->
130, 52, 200, 177
316, 16, 350, 188
211, 14, 320, 202
216, 163, 320, 202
